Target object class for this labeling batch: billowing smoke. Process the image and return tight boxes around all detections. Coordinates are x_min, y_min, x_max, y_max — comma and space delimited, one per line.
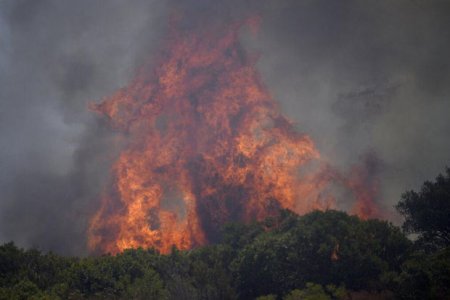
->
1, 0, 449, 255
0, 0, 168, 255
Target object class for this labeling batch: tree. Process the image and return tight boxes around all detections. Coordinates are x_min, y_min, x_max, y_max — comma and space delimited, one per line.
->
232, 210, 411, 298
395, 247, 450, 300
283, 283, 330, 300
125, 268, 168, 300
396, 167, 450, 251
282, 283, 349, 300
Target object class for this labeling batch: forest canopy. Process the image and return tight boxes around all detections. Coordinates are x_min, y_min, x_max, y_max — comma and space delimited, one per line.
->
1, 169, 450, 300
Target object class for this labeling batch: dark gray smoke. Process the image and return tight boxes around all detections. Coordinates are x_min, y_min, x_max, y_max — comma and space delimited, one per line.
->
0, 0, 168, 255
0, 0, 449, 254
252, 0, 450, 217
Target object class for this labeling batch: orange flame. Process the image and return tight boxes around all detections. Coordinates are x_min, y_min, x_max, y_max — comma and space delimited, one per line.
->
88, 18, 380, 254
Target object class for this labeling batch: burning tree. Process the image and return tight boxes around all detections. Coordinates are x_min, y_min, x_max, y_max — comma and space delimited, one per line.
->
88, 17, 379, 254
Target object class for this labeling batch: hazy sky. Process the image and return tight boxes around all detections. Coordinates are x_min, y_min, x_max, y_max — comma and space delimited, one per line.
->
1, 0, 449, 255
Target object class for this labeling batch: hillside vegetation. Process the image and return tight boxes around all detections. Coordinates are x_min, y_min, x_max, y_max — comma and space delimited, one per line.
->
1, 169, 450, 300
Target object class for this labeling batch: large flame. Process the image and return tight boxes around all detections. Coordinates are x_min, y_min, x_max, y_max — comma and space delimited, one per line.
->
88, 18, 379, 254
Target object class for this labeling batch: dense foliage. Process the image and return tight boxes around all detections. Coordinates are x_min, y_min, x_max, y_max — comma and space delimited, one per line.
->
396, 167, 450, 251
1, 169, 449, 299
1, 210, 448, 300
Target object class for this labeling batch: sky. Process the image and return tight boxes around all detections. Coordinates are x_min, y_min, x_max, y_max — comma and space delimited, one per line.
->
0, 0, 449, 255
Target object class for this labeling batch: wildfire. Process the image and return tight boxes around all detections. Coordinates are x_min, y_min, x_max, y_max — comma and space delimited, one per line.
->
88, 17, 380, 254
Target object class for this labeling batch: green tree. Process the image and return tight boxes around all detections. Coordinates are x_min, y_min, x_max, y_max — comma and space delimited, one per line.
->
0, 242, 23, 287
283, 283, 330, 300
125, 268, 168, 300
9, 279, 43, 300
396, 248, 450, 300
396, 168, 450, 251
232, 210, 410, 298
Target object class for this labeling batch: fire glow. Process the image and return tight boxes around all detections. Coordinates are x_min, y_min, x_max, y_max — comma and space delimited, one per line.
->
88, 17, 380, 254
